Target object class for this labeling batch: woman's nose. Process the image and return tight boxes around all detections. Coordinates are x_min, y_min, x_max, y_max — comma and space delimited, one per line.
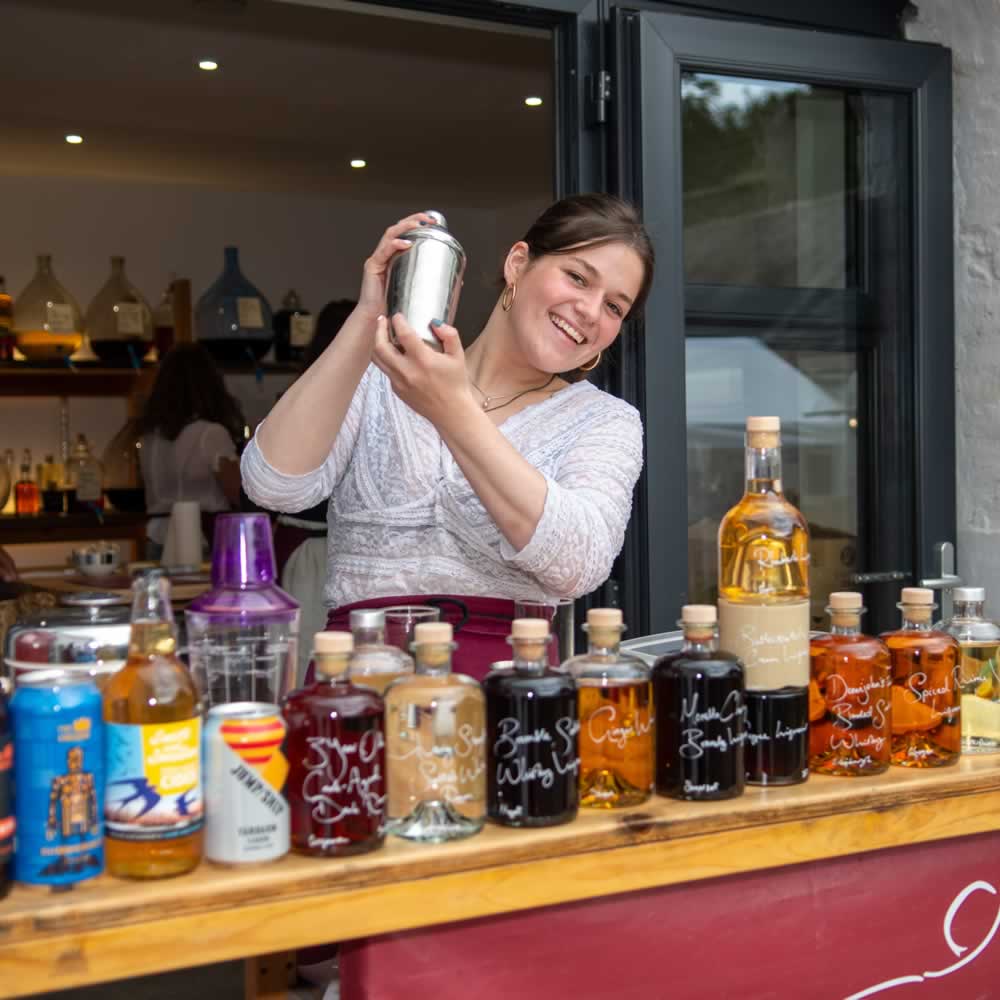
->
574, 290, 602, 324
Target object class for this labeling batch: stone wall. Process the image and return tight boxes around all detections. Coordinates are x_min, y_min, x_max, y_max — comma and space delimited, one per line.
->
906, 2, 1000, 602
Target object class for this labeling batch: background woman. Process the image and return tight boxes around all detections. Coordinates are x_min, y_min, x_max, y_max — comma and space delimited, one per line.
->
242, 194, 654, 678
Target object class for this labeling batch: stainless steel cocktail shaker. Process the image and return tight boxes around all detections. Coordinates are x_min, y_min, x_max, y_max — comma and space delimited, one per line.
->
386, 210, 466, 352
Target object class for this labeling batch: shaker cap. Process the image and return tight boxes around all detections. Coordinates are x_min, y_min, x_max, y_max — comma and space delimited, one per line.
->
511, 618, 549, 640
210, 513, 278, 587
900, 587, 934, 605
587, 608, 623, 628
424, 210, 447, 228
681, 605, 716, 625
828, 592, 863, 610
415, 622, 452, 644
350, 608, 385, 629
314, 631, 352, 655
954, 587, 986, 603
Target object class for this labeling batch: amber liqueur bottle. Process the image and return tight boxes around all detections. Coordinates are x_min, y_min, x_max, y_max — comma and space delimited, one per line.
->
564, 608, 654, 808
881, 587, 961, 768
809, 592, 891, 776
718, 416, 810, 786
653, 605, 746, 800
283, 631, 385, 856
484, 618, 579, 827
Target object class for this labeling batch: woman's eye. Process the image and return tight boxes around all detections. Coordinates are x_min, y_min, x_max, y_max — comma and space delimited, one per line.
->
607, 302, 623, 318
567, 271, 584, 285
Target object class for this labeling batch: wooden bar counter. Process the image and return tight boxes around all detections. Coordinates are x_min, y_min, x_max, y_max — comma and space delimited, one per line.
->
1, 757, 999, 998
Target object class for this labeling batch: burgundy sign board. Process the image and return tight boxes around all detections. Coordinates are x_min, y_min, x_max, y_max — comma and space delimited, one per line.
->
342, 832, 1000, 998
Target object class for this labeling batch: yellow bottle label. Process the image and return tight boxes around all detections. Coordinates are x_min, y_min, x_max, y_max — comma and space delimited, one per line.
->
718, 598, 810, 690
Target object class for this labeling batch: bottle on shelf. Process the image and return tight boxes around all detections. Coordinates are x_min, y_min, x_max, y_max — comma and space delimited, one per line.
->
283, 631, 386, 857
40, 453, 64, 513
195, 247, 273, 364
718, 415, 810, 786
84, 256, 153, 367
563, 607, 654, 809
0, 276, 14, 361
272, 289, 313, 363
652, 604, 746, 800
12, 254, 84, 362
65, 433, 104, 511
1, 450, 15, 515
384, 622, 485, 842
14, 448, 39, 515
808, 592, 892, 776
347, 609, 415, 695
881, 586, 960, 768
152, 273, 177, 360
483, 618, 579, 827
940, 586, 1000, 753
102, 571, 203, 878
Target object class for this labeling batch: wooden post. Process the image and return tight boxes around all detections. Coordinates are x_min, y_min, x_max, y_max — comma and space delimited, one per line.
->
244, 951, 296, 1000
172, 278, 193, 344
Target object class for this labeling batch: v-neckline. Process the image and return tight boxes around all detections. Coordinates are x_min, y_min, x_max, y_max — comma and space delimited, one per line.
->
494, 379, 591, 435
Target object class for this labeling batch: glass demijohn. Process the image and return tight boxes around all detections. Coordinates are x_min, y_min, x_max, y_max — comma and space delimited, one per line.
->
12, 254, 84, 361
347, 609, 414, 695
195, 247, 274, 363
84, 256, 153, 366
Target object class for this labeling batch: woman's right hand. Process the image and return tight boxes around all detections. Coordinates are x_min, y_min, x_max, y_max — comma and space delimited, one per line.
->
357, 212, 439, 319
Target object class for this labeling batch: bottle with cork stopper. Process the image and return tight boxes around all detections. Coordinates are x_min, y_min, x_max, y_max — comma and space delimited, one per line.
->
809, 592, 892, 776
483, 618, 579, 827
348, 608, 415, 696
282, 631, 386, 856
563, 608, 654, 808
718, 415, 810, 786
880, 587, 960, 767
384, 622, 486, 842
652, 604, 746, 800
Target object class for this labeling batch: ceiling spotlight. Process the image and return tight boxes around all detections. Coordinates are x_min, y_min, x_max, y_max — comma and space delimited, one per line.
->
350, 159, 367, 169
524, 96, 543, 107
199, 59, 219, 71
65, 134, 83, 144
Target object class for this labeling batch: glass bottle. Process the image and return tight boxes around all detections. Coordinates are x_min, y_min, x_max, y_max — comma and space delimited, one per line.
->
941, 587, 1000, 753
652, 604, 746, 800
272, 289, 313, 363
65, 433, 104, 511
483, 618, 579, 827
718, 415, 810, 786
14, 448, 39, 515
1, 450, 15, 515
152, 274, 176, 359
809, 592, 892, 776
881, 587, 961, 768
85, 256, 153, 367
0, 276, 14, 361
348, 609, 414, 695
564, 608, 654, 809
40, 453, 64, 514
195, 247, 274, 363
102, 571, 203, 878
384, 622, 485, 842
283, 631, 386, 857
12, 254, 84, 361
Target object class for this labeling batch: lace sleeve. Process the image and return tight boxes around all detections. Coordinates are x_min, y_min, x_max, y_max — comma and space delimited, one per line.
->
241, 366, 373, 513
499, 399, 643, 599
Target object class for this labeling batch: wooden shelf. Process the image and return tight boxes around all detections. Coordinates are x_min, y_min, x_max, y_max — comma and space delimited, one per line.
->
0, 512, 147, 546
0, 755, 998, 998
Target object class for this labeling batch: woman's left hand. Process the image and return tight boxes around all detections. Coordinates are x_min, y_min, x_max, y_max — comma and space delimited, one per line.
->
371, 313, 476, 429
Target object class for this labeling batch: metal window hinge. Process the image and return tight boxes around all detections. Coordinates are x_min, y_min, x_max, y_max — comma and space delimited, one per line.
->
588, 70, 612, 125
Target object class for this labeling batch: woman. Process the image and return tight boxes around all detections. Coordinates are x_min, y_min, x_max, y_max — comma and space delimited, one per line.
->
242, 194, 654, 678
138, 343, 246, 560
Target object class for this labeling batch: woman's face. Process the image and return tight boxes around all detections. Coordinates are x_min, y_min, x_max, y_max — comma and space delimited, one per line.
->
505, 240, 645, 374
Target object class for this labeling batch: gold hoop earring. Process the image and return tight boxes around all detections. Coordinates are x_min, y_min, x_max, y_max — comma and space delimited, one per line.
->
501, 284, 516, 312
578, 351, 602, 373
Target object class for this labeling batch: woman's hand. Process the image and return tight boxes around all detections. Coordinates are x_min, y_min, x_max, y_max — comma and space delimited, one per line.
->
357, 212, 440, 320
371, 313, 477, 431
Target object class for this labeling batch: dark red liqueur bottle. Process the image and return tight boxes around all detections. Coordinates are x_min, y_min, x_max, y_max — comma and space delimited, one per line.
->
282, 631, 386, 856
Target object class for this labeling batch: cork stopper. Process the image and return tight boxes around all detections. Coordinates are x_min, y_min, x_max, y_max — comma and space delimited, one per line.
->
313, 630, 352, 677
827, 591, 863, 628
899, 586, 935, 623
413, 621, 454, 670
414, 622, 453, 644
587, 607, 624, 648
746, 415, 780, 449
511, 618, 549, 640
681, 604, 716, 639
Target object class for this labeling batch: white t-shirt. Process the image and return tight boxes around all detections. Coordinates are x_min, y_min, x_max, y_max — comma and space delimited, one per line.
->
241, 365, 643, 610
141, 420, 237, 543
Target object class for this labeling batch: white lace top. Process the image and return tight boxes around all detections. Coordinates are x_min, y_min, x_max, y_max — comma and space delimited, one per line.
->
241, 365, 643, 610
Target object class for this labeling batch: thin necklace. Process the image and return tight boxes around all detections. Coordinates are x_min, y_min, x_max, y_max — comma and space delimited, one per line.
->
468, 373, 558, 413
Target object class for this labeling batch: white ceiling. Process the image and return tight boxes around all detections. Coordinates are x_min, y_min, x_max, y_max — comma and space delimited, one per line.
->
0, 0, 554, 204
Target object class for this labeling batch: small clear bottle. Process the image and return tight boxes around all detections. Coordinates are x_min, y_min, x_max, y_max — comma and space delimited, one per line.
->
881, 587, 961, 768
652, 604, 746, 800
564, 608, 654, 809
14, 448, 39, 515
65, 433, 104, 511
283, 631, 386, 856
484, 619, 579, 827
809, 592, 892, 776
941, 587, 1000, 754
348, 609, 415, 695
384, 622, 485, 842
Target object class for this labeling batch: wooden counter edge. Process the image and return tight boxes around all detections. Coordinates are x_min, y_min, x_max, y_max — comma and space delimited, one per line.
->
1, 780, 999, 997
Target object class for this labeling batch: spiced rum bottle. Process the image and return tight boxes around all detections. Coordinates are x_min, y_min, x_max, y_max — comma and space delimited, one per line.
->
881, 587, 960, 767
384, 622, 486, 841
484, 618, 579, 827
564, 608, 653, 808
809, 592, 892, 776
283, 631, 385, 856
348, 608, 414, 695
718, 415, 810, 785
653, 604, 746, 800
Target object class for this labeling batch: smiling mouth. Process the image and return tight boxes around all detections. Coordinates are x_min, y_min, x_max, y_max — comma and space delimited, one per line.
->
549, 313, 585, 345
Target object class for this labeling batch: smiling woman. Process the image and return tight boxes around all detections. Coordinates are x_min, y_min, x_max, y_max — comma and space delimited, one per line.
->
241, 195, 656, 679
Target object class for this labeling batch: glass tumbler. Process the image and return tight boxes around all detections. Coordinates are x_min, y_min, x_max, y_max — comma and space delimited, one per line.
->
383, 605, 441, 654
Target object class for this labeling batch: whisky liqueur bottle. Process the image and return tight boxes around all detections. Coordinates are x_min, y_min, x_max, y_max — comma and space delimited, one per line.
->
484, 618, 579, 827
718, 416, 810, 785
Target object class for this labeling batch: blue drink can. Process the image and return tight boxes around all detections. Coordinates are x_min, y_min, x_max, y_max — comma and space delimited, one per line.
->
12, 670, 104, 887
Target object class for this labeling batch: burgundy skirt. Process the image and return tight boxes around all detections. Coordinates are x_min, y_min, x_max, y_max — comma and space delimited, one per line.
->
322, 594, 517, 682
